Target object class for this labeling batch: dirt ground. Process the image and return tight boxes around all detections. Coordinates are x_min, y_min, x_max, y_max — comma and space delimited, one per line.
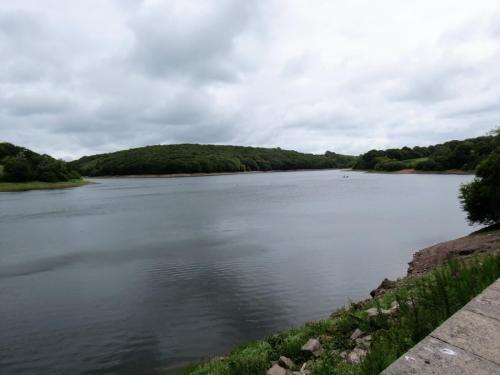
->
408, 227, 500, 276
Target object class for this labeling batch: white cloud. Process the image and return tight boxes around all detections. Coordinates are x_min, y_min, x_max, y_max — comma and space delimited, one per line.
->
0, 0, 499, 159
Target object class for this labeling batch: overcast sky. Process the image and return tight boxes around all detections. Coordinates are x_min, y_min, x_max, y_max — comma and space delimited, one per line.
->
0, 0, 499, 159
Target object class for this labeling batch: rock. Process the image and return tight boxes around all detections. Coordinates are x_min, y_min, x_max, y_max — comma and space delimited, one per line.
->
267, 364, 287, 375
457, 248, 476, 256
366, 302, 399, 317
381, 308, 395, 315
356, 335, 372, 348
366, 307, 379, 317
340, 351, 348, 359
350, 328, 364, 340
347, 347, 367, 364
301, 338, 323, 357
300, 362, 310, 374
370, 278, 397, 298
278, 356, 295, 370
381, 302, 399, 316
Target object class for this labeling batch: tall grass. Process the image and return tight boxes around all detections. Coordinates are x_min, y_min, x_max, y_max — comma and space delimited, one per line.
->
173, 252, 500, 375
0, 179, 88, 192
358, 254, 500, 374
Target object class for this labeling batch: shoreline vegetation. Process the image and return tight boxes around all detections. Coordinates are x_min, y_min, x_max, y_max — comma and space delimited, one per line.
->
87, 168, 352, 179
361, 168, 474, 175
170, 227, 500, 375
353, 134, 496, 173
0, 142, 84, 192
88, 167, 474, 179
0, 179, 90, 192
69, 144, 357, 177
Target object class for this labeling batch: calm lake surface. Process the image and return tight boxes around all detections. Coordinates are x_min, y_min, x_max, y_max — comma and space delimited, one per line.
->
0, 170, 475, 374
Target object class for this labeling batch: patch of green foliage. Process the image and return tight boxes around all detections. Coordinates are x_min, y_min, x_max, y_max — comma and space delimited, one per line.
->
354, 133, 497, 172
0, 179, 88, 192
0, 142, 81, 183
173, 252, 500, 375
460, 129, 500, 225
69, 144, 357, 176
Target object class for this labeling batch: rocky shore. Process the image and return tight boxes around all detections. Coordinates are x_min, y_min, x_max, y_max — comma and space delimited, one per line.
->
261, 227, 500, 375
408, 226, 500, 276
174, 226, 500, 375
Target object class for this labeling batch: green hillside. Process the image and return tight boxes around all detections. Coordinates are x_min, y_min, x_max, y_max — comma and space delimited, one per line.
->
69, 144, 357, 177
353, 135, 497, 172
0, 142, 81, 183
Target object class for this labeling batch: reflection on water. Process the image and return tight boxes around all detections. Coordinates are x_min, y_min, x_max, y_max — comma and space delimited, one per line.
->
0, 170, 475, 374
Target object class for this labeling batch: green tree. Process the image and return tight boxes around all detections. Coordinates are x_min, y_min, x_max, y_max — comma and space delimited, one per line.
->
460, 131, 500, 225
3, 155, 34, 182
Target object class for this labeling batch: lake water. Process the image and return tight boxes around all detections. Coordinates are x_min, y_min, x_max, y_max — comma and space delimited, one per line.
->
0, 170, 475, 374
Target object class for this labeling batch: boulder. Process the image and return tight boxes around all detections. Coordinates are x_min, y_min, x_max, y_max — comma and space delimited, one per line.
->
267, 364, 288, 375
366, 301, 399, 317
301, 338, 323, 357
355, 335, 372, 348
347, 347, 367, 364
370, 278, 396, 298
278, 356, 295, 370
350, 328, 364, 340
381, 302, 399, 316
365, 307, 379, 317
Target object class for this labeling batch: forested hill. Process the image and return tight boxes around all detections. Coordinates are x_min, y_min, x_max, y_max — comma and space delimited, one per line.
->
70, 144, 357, 176
0, 142, 80, 183
353, 134, 497, 172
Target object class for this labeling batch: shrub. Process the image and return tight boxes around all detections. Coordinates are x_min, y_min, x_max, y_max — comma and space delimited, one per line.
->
2, 156, 34, 182
414, 158, 442, 171
374, 160, 406, 172
460, 131, 500, 225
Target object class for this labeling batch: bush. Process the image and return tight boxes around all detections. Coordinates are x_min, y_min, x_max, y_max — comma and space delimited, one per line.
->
2, 156, 34, 182
0, 143, 81, 183
414, 158, 442, 171
374, 160, 406, 172
354, 133, 497, 171
460, 149, 500, 225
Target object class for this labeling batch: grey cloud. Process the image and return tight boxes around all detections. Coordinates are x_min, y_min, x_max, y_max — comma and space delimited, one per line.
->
0, 10, 74, 85
141, 91, 213, 125
439, 102, 500, 119
0, 10, 44, 39
0, 59, 46, 83
2, 94, 73, 116
390, 65, 476, 104
127, 1, 258, 82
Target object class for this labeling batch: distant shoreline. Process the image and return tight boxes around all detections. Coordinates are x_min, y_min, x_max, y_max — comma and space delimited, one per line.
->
0, 179, 91, 192
85, 168, 349, 179
354, 168, 474, 175
86, 168, 475, 179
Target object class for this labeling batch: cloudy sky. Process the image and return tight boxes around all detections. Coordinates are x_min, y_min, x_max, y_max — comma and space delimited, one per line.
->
0, 0, 499, 159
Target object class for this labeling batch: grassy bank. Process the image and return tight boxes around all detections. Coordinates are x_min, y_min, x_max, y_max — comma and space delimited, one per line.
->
172, 252, 500, 375
0, 179, 90, 192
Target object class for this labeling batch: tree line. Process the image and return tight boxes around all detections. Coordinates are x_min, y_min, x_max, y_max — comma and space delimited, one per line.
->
69, 144, 357, 176
0, 143, 80, 183
353, 135, 496, 172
